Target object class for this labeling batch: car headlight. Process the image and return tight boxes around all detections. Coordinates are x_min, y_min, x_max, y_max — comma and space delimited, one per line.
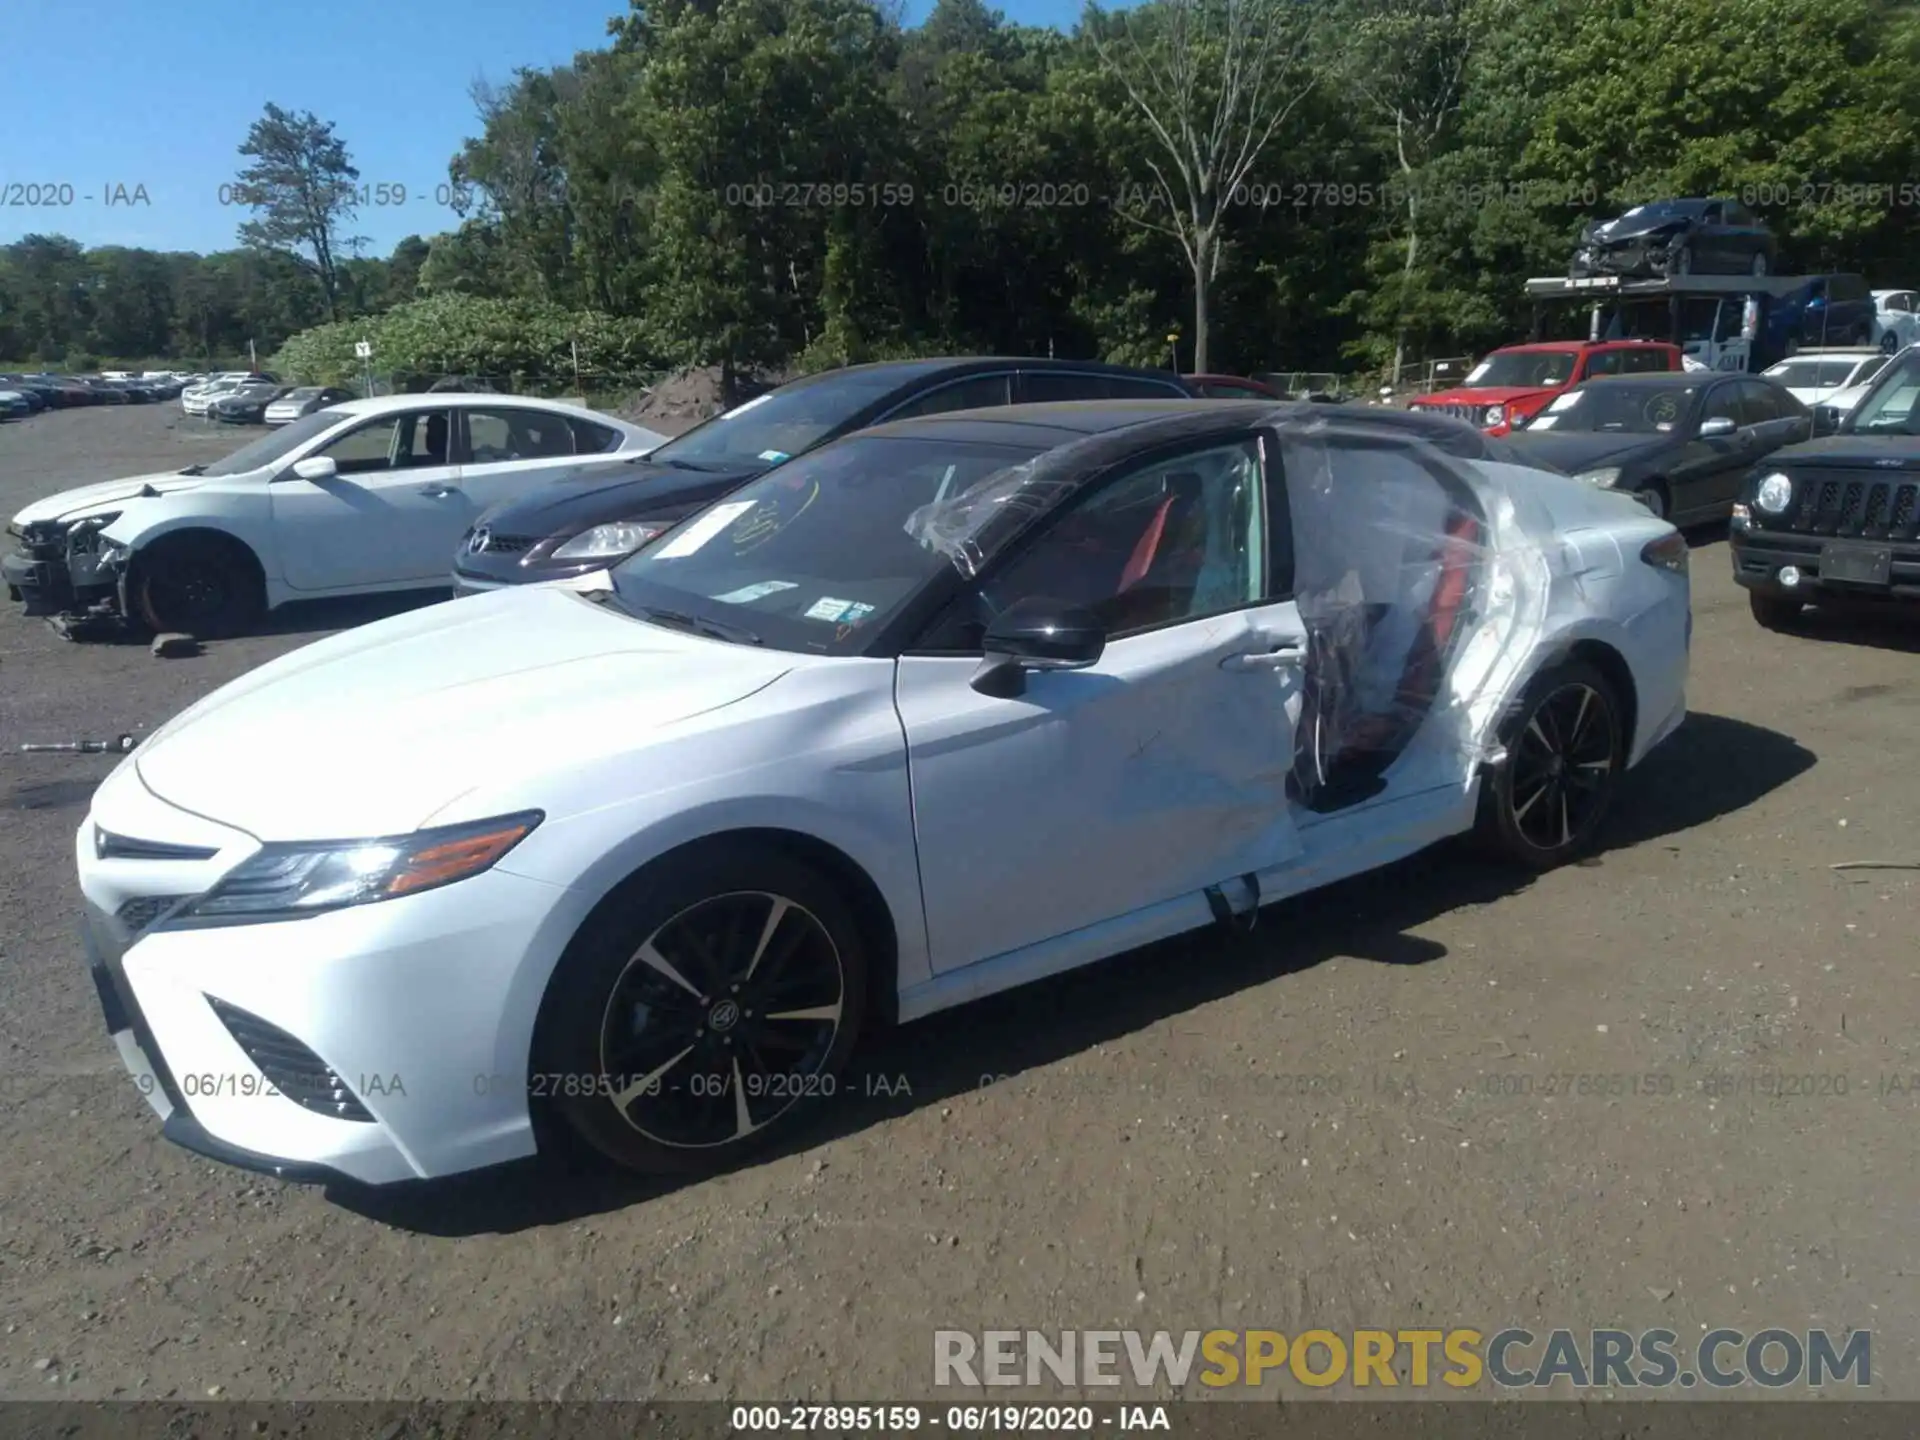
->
1484, 404, 1507, 427
1572, 467, 1622, 488
165, 811, 542, 926
66, 513, 122, 555
1754, 472, 1793, 514
551, 520, 669, 561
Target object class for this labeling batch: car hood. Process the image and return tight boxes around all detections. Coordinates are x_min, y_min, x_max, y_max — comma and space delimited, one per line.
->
1587, 214, 1687, 243
133, 585, 797, 839
1770, 435, 1920, 469
1500, 431, 1670, 473
475, 456, 761, 537
12, 471, 209, 526
1415, 385, 1557, 408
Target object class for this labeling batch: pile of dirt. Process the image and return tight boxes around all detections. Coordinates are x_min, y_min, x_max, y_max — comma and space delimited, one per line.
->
607, 365, 800, 434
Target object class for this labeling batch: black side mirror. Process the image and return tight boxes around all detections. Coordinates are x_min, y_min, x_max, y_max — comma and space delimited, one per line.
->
1812, 406, 1841, 436
970, 597, 1106, 698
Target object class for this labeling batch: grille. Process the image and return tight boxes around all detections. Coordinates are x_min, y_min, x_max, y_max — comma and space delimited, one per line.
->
1424, 403, 1485, 424
1783, 473, 1920, 540
479, 533, 536, 554
205, 998, 375, 1123
115, 895, 190, 933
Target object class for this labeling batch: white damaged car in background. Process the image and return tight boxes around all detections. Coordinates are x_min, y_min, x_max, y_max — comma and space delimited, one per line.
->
70, 399, 1690, 1186
3, 395, 665, 640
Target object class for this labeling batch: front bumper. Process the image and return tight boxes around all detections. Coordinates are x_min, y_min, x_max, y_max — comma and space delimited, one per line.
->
1731, 524, 1920, 601
3, 532, 124, 617
75, 773, 588, 1184
1573, 237, 1671, 277
450, 554, 611, 596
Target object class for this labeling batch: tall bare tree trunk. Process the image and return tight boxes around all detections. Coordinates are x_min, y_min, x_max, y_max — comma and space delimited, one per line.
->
1192, 261, 1211, 374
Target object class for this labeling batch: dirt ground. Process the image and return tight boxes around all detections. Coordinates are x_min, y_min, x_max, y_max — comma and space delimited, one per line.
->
1, 404, 1916, 1405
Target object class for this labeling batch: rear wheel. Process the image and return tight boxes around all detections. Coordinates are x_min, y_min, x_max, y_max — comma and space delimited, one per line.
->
534, 843, 868, 1175
128, 535, 264, 638
1477, 660, 1625, 870
1749, 591, 1803, 630
1881, 330, 1902, 355
1750, 250, 1770, 277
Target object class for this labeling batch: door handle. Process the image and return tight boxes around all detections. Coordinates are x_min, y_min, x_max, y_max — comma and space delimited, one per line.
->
417, 484, 459, 498
1221, 645, 1305, 671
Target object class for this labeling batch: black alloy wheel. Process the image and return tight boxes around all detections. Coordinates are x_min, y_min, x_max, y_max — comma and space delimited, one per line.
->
130, 537, 263, 638
1478, 660, 1625, 869
537, 844, 867, 1174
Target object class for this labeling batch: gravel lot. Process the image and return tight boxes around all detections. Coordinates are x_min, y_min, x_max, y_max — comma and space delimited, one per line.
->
1, 404, 1916, 1404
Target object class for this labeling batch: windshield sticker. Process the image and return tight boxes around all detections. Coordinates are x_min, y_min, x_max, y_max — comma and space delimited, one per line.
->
651, 500, 757, 558
841, 601, 876, 624
712, 580, 799, 605
757, 449, 791, 462
804, 597, 855, 622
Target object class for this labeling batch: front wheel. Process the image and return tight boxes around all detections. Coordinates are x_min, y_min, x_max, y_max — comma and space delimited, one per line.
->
1477, 660, 1626, 870
1670, 244, 1693, 277
1750, 250, 1770, 277
1748, 591, 1803, 630
1881, 330, 1902, 355
128, 536, 263, 638
534, 843, 868, 1175
1631, 482, 1669, 520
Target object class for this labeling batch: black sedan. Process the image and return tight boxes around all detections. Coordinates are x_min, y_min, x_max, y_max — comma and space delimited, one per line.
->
1731, 344, 1920, 629
210, 382, 293, 424
450, 357, 1195, 594
1503, 372, 1811, 524
1571, 198, 1776, 279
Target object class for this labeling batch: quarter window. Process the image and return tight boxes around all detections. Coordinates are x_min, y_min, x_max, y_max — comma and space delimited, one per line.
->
885, 374, 1012, 419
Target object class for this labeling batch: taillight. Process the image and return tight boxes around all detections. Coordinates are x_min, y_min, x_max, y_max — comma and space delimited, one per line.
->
1641, 532, 1688, 573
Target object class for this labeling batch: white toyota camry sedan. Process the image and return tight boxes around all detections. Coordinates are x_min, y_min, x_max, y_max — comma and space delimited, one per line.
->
74, 400, 1690, 1185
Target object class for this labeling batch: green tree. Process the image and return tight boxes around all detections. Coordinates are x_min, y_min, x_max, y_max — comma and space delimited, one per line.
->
233, 103, 361, 319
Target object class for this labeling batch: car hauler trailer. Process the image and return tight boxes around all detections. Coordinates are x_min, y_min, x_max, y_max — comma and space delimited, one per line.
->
1522, 273, 1870, 375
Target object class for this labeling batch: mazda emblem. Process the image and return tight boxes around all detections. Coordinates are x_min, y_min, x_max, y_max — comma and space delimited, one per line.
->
466, 527, 491, 554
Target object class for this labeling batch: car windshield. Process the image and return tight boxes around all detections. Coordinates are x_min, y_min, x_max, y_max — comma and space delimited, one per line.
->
1525, 383, 1699, 433
1461, 352, 1577, 388
196, 409, 345, 476
1765, 359, 1864, 388
610, 434, 1047, 654
1847, 354, 1920, 434
1622, 202, 1695, 221
644, 370, 916, 471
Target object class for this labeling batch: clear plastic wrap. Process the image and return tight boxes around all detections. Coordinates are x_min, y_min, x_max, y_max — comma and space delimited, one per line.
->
1278, 416, 1553, 807
899, 409, 1557, 811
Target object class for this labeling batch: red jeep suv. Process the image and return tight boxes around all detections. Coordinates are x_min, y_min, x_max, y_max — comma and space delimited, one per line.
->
1408, 340, 1684, 434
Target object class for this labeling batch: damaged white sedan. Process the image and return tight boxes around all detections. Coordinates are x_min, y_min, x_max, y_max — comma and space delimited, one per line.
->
4, 395, 664, 639
75, 400, 1689, 1184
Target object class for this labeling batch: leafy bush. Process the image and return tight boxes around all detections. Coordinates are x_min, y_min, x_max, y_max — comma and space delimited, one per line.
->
269, 295, 659, 389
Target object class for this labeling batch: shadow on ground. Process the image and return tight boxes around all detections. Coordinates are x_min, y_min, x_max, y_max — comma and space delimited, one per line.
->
332, 710, 1815, 1235
1784, 599, 1920, 656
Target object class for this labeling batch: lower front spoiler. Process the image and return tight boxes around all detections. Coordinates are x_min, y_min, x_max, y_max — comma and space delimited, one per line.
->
160, 1111, 351, 1185
5, 546, 131, 638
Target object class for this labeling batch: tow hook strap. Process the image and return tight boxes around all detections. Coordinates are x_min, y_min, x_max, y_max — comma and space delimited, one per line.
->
1204, 872, 1262, 935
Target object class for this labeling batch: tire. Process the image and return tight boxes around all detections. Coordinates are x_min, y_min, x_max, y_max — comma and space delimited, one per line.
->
1881, 330, 1902, 356
533, 842, 869, 1176
1750, 250, 1770, 277
1670, 244, 1692, 277
1631, 481, 1669, 520
127, 535, 264, 638
1749, 591, 1803, 630
1477, 659, 1626, 870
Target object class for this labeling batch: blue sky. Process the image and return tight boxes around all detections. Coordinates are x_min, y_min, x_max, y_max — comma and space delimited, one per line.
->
5, 0, 1092, 258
